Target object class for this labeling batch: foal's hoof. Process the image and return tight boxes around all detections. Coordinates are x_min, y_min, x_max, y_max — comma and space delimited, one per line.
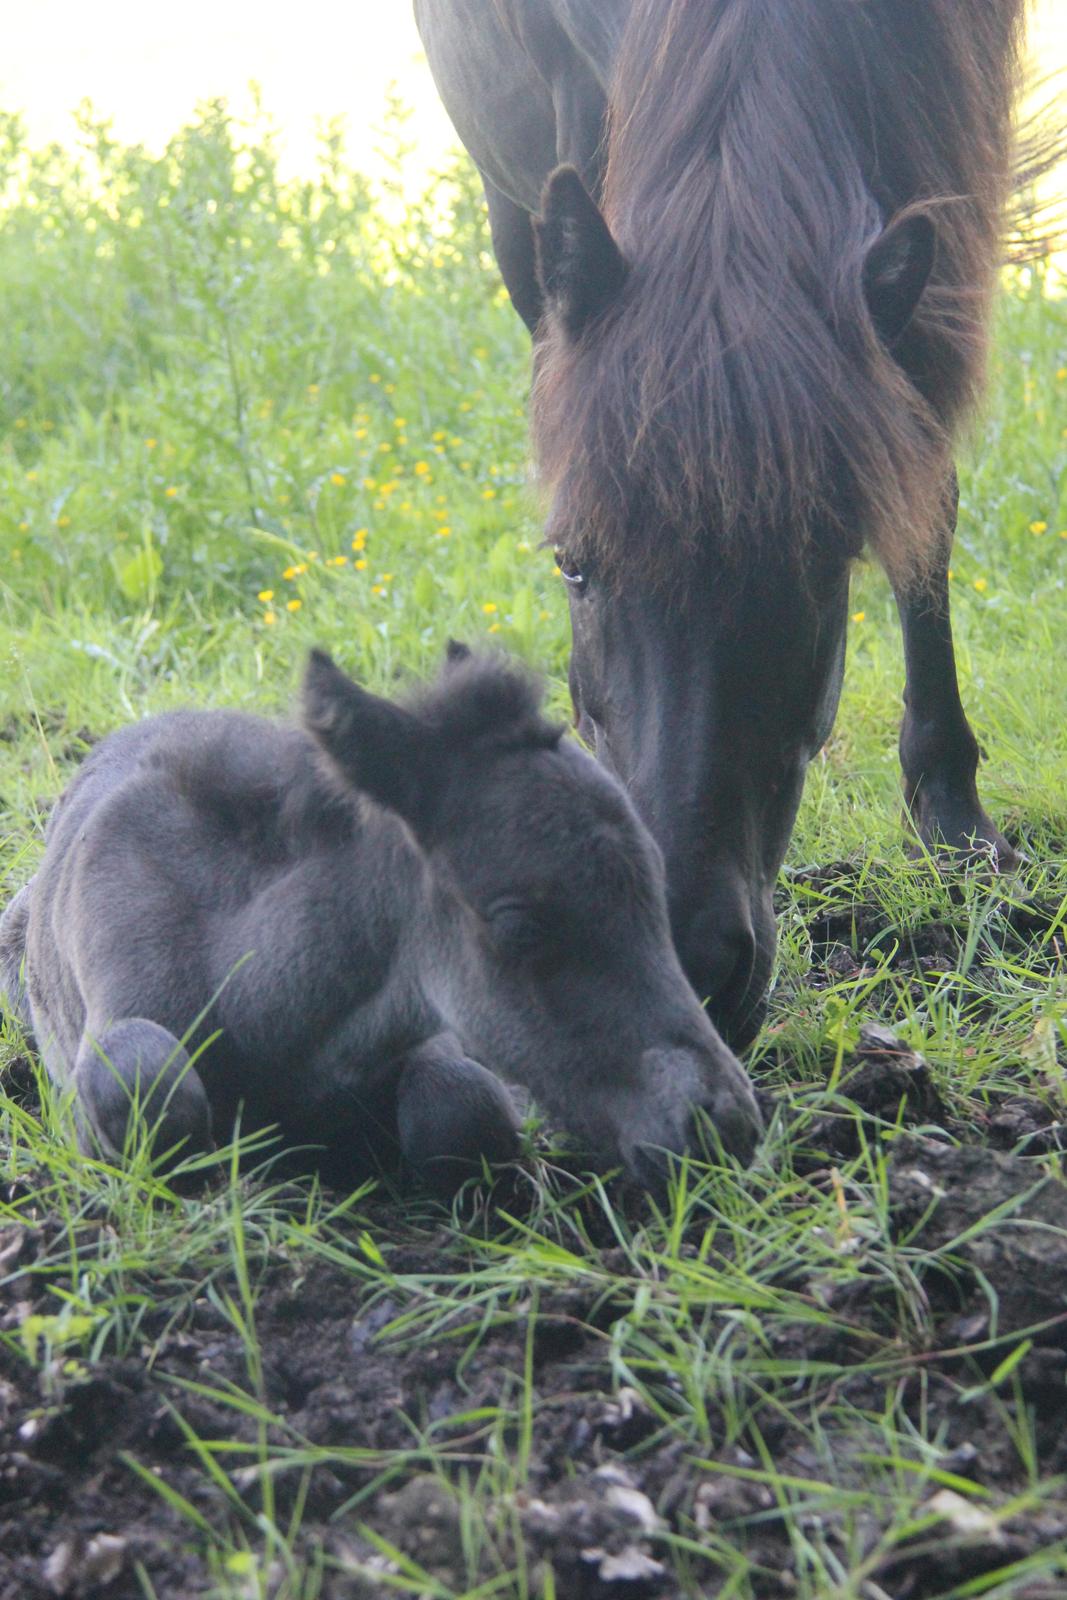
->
397, 1052, 521, 1198
75, 1019, 213, 1165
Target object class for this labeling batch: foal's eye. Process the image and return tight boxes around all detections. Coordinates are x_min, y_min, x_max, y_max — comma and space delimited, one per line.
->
486, 901, 561, 969
554, 548, 588, 593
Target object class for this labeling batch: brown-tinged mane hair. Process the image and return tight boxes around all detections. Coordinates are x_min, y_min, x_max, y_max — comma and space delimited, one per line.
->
532, 0, 1028, 589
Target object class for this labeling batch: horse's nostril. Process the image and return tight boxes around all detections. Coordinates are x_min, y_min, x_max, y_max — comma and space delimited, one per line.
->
678, 909, 757, 1011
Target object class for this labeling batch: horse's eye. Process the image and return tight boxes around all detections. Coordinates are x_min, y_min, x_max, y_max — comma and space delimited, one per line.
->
554, 548, 588, 592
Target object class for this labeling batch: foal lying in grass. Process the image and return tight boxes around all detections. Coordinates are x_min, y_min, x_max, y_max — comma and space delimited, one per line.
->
0, 646, 761, 1191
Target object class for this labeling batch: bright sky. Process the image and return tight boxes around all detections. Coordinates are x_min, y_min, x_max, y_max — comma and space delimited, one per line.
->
2, 0, 1064, 179
0, 2, 454, 181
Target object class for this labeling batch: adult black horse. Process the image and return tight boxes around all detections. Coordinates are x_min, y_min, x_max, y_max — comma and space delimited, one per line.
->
415, 0, 1026, 1046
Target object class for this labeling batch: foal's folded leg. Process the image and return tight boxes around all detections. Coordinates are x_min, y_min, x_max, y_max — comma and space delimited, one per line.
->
74, 1018, 213, 1163
0, 883, 34, 1036
396, 1034, 521, 1196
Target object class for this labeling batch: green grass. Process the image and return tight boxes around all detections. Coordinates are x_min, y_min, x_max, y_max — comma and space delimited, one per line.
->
2, 101, 1067, 1599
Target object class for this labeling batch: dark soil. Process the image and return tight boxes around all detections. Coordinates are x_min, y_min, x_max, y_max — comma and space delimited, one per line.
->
2, 882, 1067, 1597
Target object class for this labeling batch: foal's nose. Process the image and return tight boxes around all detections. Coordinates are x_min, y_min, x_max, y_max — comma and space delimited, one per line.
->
626, 1039, 763, 1185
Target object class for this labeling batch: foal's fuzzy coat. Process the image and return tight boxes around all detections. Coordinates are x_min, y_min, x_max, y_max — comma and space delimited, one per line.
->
1, 650, 761, 1188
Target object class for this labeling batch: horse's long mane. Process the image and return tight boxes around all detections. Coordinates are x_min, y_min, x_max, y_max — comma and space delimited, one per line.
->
532, 0, 1028, 588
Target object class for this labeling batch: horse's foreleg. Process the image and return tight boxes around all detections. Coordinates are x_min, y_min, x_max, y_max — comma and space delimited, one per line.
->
483, 178, 543, 333
396, 1033, 520, 1196
894, 471, 1017, 866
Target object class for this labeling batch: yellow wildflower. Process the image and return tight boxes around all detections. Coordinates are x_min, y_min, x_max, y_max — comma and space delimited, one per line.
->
56, 514, 71, 528
482, 488, 497, 500
973, 577, 988, 593
258, 589, 275, 602
355, 428, 368, 440
394, 417, 407, 429
371, 584, 385, 596
489, 623, 501, 633
331, 472, 346, 486
307, 384, 319, 396
164, 485, 178, 498
283, 563, 308, 580
352, 528, 368, 551
380, 572, 394, 582
355, 557, 368, 570
378, 442, 393, 454
482, 602, 498, 614
432, 430, 447, 442
18, 521, 29, 532
414, 461, 431, 477
326, 555, 347, 567
1058, 367, 1067, 380
1030, 520, 1047, 535
437, 526, 452, 538
363, 477, 378, 491
287, 598, 302, 612
370, 373, 381, 384
145, 437, 157, 448
851, 611, 865, 623
263, 610, 277, 626
25, 471, 37, 482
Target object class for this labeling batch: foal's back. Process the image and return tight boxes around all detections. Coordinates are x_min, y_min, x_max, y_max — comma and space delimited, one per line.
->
27, 711, 382, 1065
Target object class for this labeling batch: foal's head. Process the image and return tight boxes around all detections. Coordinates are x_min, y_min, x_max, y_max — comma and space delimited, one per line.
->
303, 646, 761, 1180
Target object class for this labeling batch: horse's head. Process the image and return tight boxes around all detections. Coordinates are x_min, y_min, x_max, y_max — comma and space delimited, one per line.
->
531, 168, 939, 1044
303, 645, 762, 1179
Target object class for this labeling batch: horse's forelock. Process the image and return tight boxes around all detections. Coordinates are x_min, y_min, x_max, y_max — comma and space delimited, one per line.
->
531, 0, 1025, 591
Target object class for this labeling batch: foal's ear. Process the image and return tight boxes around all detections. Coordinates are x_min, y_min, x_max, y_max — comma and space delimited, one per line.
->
534, 165, 628, 339
444, 638, 472, 667
862, 210, 936, 347
302, 651, 435, 831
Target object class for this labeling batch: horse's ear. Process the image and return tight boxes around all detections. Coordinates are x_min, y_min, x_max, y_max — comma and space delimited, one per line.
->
445, 638, 472, 667
863, 211, 936, 346
302, 650, 436, 831
534, 165, 628, 339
